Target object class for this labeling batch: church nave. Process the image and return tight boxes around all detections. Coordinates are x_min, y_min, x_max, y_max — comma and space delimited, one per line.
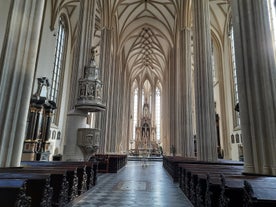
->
69, 161, 193, 207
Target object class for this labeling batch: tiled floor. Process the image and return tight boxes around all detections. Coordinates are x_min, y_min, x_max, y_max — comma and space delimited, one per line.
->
69, 161, 193, 207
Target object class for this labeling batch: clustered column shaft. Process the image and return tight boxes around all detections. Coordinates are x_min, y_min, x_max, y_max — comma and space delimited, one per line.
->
231, 0, 276, 175
0, 0, 46, 167
193, 0, 218, 161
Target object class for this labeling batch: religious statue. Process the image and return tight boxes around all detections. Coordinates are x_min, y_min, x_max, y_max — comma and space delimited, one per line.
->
34, 77, 50, 99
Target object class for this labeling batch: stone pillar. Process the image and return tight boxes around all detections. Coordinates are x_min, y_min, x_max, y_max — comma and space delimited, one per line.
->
69, 0, 96, 109
163, 69, 171, 154
63, 110, 87, 161
98, 27, 113, 153
108, 55, 118, 153
193, 0, 218, 161
111, 56, 126, 153
169, 48, 177, 152
178, 27, 194, 157
231, 0, 276, 175
63, 0, 96, 160
0, 0, 46, 167
121, 73, 131, 152
113, 59, 124, 152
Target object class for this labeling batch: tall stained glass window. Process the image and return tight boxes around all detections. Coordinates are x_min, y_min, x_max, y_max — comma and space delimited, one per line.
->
155, 88, 161, 140
133, 88, 138, 139
50, 17, 67, 124
230, 25, 240, 127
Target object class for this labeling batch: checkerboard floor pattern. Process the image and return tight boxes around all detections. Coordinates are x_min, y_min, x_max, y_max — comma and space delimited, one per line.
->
69, 161, 193, 207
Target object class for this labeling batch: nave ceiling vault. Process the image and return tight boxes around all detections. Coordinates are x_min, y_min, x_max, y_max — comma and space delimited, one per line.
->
115, 0, 177, 84
52, 0, 229, 86
94, 0, 229, 85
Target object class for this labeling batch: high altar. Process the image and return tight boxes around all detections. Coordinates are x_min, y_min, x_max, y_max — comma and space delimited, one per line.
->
134, 101, 160, 156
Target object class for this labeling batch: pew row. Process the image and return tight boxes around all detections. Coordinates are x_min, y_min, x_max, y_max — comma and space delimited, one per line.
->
21, 161, 98, 189
0, 179, 31, 207
0, 161, 98, 207
163, 155, 243, 182
94, 154, 127, 173
163, 156, 276, 207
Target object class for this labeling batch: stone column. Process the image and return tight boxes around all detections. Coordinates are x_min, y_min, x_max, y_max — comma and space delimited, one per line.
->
178, 27, 194, 157
63, 0, 96, 160
122, 72, 131, 152
163, 69, 171, 154
0, 0, 46, 167
98, 27, 113, 153
108, 55, 119, 153
63, 110, 87, 161
114, 59, 124, 152
69, 0, 96, 109
169, 48, 177, 152
231, 0, 276, 175
193, 0, 218, 161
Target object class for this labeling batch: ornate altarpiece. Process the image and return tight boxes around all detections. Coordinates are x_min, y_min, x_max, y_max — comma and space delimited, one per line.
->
134, 102, 159, 155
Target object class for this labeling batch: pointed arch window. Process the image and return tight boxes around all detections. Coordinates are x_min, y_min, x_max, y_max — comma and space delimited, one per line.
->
211, 40, 217, 84
142, 89, 145, 110
50, 17, 67, 124
155, 87, 161, 140
133, 88, 138, 140
230, 25, 240, 127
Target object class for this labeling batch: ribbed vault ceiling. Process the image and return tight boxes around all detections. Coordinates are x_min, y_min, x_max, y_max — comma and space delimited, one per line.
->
91, 0, 230, 84
116, 0, 176, 83
58, 0, 230, 85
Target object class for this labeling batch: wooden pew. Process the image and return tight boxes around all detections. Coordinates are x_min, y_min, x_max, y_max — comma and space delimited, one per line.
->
0, 179, 31, 207
243, 178, 276, 207
176, 160, 276, 207
219, 176, 276, 207
163, 156, 197, 182
94, 154, 127, 173
0, 161, 100, 206
163, 156, 243, 182
21, 161, 98, 194
20, 166, 79, 201
178, 163, 244, 206
0, 167, 73, 206
94, 155, 109, 173
0, 173, 52, 207
108, 155, 127, 173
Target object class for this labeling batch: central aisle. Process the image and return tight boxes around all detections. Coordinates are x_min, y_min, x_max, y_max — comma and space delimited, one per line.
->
70, 161, 193, 207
